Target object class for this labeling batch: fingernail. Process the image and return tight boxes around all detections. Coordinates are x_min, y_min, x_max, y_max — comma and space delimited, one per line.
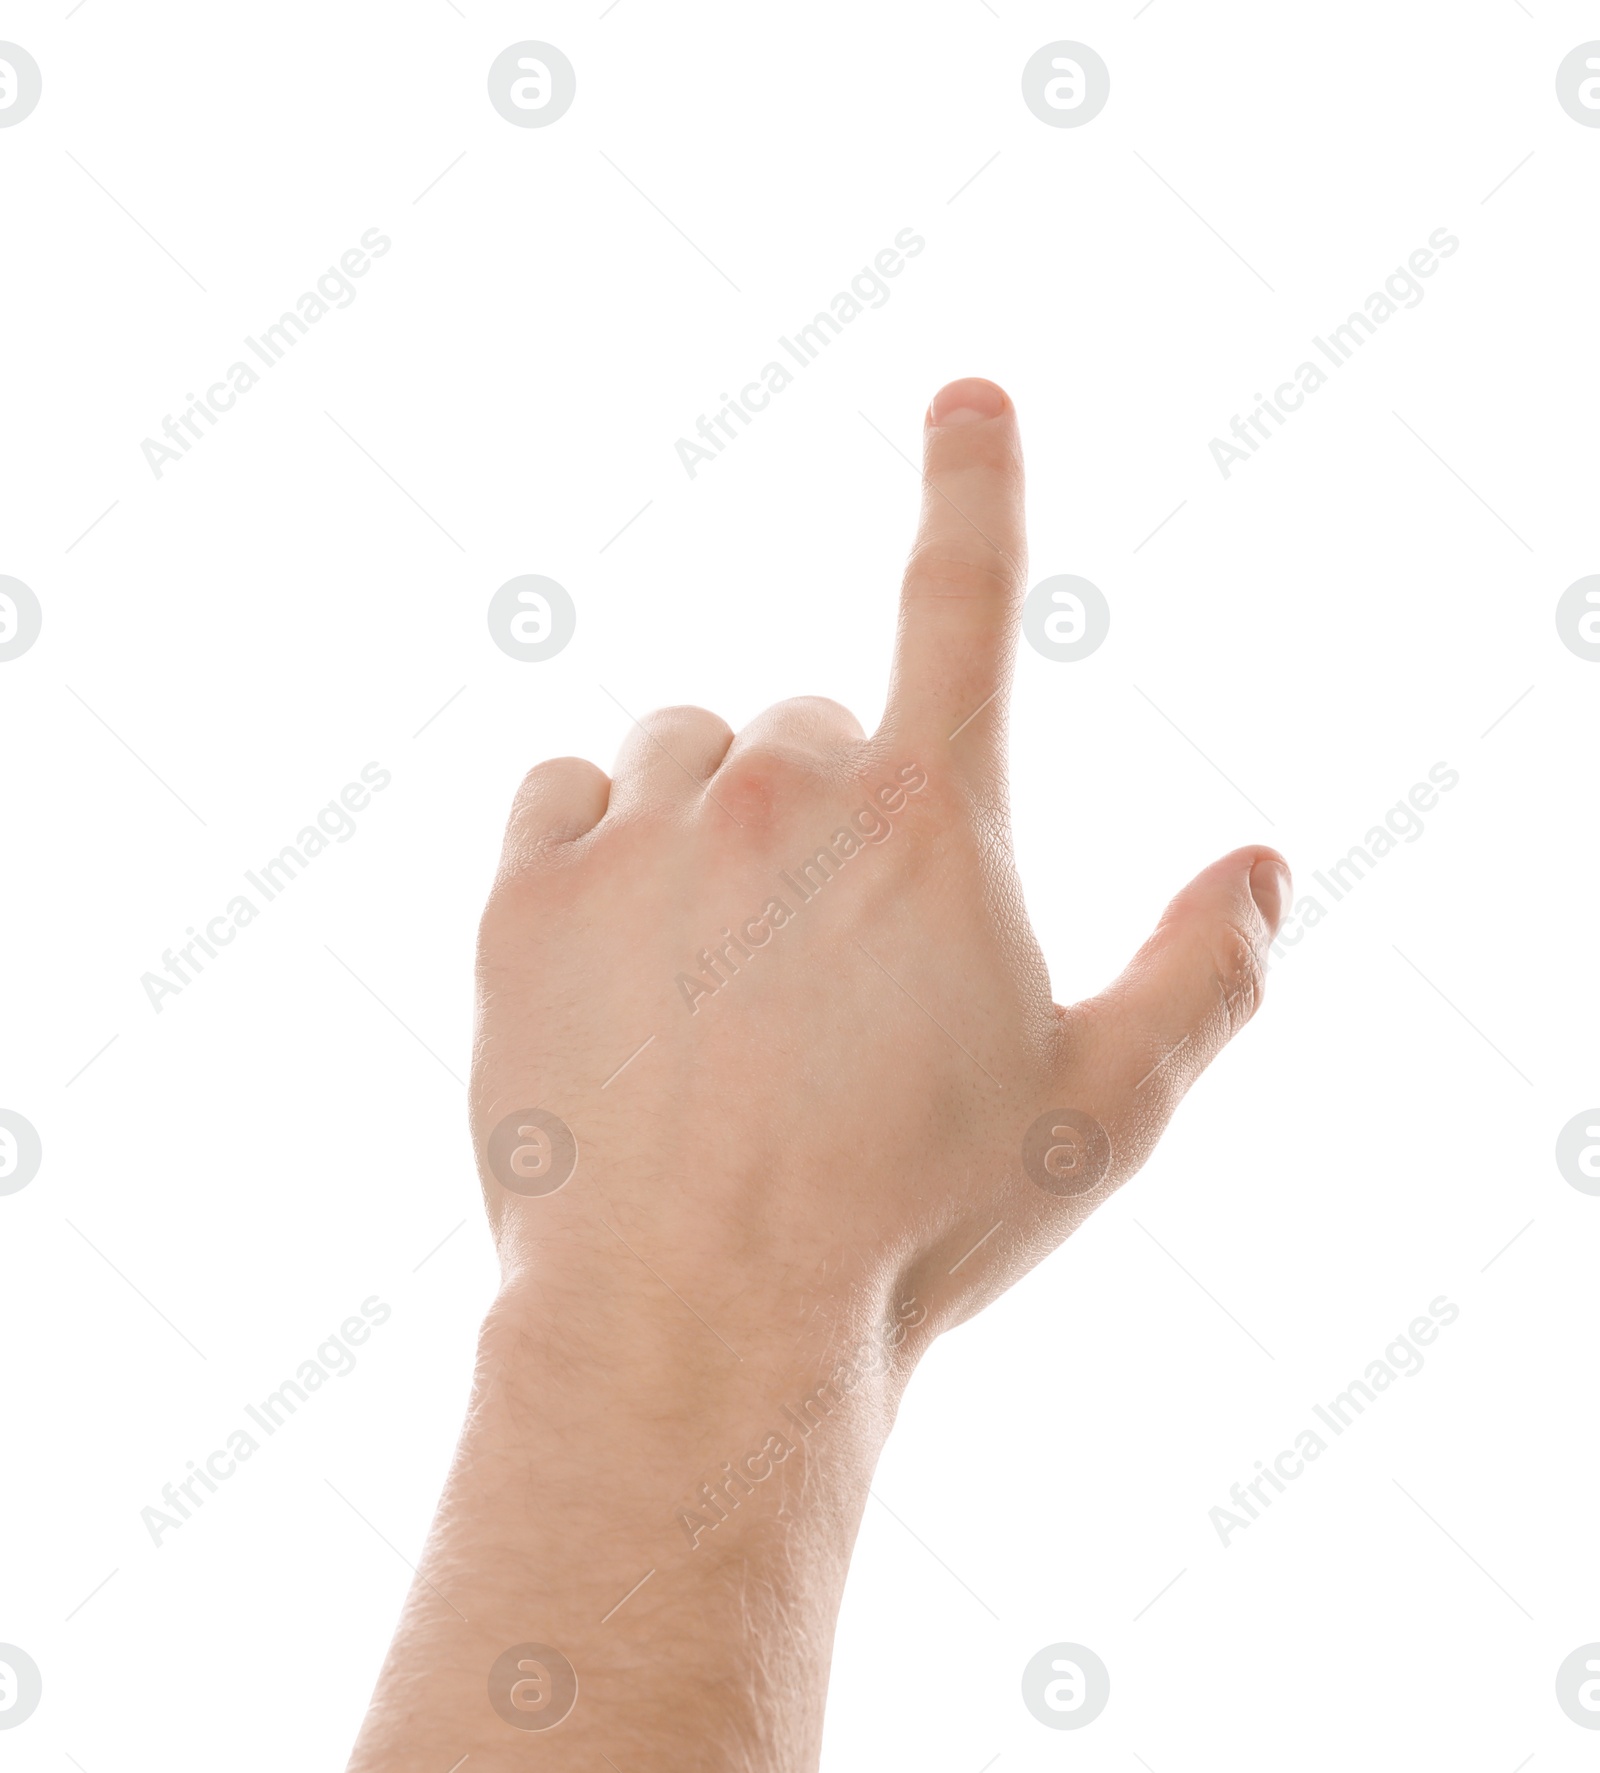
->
1249, 857, 1292, 938
928, 378, 1007, 427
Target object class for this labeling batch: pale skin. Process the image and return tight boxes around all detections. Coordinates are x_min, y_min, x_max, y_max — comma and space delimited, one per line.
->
345, 377, 1290, 1770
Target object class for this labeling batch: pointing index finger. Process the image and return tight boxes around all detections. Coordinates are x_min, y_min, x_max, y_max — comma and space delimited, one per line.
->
879, 379, 1028, 765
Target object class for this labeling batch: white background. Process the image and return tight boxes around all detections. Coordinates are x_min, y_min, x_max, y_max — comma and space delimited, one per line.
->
2, 2, 1597, 1768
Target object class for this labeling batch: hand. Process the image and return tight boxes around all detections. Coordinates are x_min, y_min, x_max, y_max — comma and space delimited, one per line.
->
348, 376, 1289, 1772
473, 374, 1287, 1347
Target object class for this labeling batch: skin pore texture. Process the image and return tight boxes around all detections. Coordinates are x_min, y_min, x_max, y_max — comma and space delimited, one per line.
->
344, 377, 1289, 1771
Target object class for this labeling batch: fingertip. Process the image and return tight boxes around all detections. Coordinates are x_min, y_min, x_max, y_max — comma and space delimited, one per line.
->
927, 377, 1011, 428
1158, 845, 1291, 945
1247, 850, 1293, 938
1075, 844, 1290, 1130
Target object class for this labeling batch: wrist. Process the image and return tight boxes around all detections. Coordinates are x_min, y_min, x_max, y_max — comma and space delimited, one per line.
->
425, 1282, 918, 1766
473, 1262, 930, 1564
484, 1225, 932, 1420
478, 1268, 922, 1471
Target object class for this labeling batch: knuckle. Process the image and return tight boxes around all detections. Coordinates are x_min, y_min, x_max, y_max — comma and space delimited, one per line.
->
501, 758, 606, 871
710, 741, 820, 825
508, 758, 596, 829
764, 694, 861, 730
612, 707, 732, 787
739, 696, 866, 752
1210, 919, 1268, 1036
640, 703, 726, 734
627, 705, 733, 759
903, 535, 1024, 603
513, 755, 586, 799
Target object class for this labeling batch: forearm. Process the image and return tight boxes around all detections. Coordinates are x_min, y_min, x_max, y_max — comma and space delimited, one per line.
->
346, 1280, 910, 1771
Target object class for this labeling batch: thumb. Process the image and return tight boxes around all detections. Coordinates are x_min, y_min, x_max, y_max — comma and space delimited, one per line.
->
1063, 845, 1290, 1176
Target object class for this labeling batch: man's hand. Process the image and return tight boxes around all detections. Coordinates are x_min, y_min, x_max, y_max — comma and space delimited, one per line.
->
475, 372, 1287, 1343
347, 377, 1288, 1771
